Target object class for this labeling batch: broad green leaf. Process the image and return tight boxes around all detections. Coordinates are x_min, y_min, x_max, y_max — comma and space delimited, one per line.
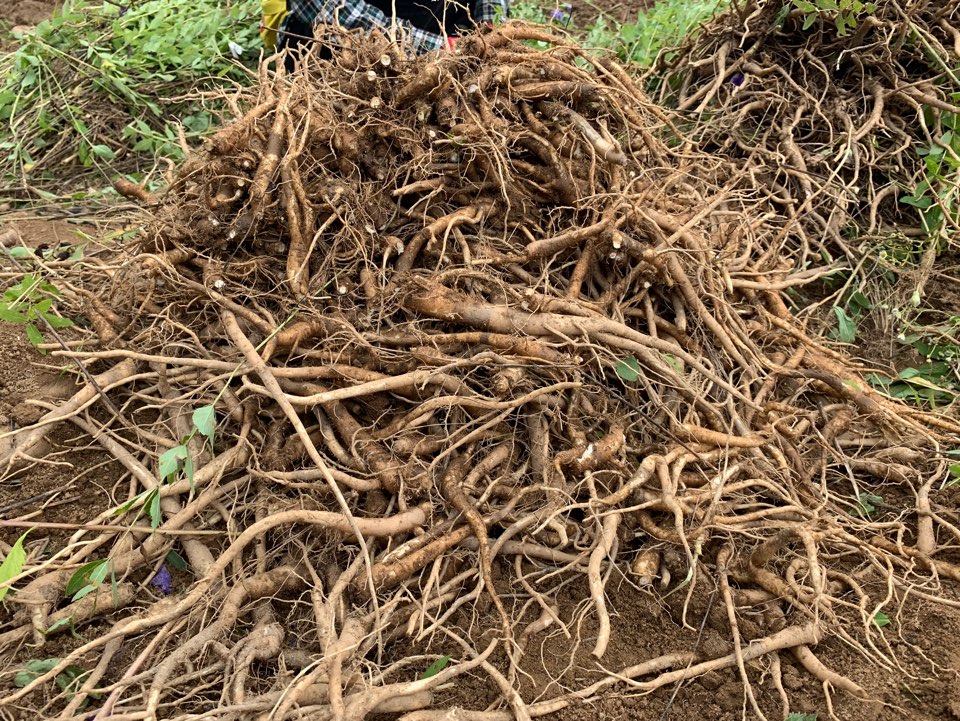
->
421, 655, 451, 679
0, 531, 30, 601
165, 550, 189, 572
832, 306, 856, 343
615, 356, 641, 383
66, 559, 109, 599
872, 611, 891, 628
13, 658, 60, 687
25, 322, 45, 350
192, 405, 216, 446
40, 312, 74, 329
158, 444, 189, 482
0, 305, 28, 324
89, 144, 116, 160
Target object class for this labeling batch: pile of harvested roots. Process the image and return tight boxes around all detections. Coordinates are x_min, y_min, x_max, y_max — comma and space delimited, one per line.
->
2, 21, 960, 721
657, 0, 960, 291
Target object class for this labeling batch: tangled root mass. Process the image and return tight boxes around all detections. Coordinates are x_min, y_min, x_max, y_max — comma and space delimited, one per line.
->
2, 17, 960, 721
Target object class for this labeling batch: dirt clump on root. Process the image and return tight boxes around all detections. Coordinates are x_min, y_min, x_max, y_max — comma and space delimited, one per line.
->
2, 21, 960, 721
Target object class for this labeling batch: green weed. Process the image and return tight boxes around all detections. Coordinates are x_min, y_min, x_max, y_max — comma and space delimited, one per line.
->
509, 0, 727, 67
14, 658, 100, 708
0, 0, 259, 194
590, 0, 728, 67
900, 110, 960, 254
0, 272, 74, 352
792, 0, 877, 36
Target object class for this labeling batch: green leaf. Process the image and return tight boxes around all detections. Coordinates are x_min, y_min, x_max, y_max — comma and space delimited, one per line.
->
45, 617, 74, 635
662, 354, 683, 373
900, 193, 933, 209
25, 322, 45, 350
55, 665, 90, 696
832, 307, 861, 340
89, 144, 116, 160
148, 489, 162, 529
192, 405, 216, 447
615, 356, 641, 383
165, 550, 189, 572
66, 559, 109, 599
40, 312, 74, 329
855, 493, 883, 517
0, 305, 28, 324
872, 611, 891, 628
158, 444, 189, 482
832, 306, 856, 343
421, 655, 451, 679
786, 714, 818, 721
13, 658, 60, 687
0, 531, 30, 601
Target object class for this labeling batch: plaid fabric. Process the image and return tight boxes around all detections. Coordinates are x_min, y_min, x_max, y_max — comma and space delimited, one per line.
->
282, 0, 506, 54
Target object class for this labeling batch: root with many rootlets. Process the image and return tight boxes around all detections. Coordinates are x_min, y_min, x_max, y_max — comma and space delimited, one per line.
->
1, 20, 959, 721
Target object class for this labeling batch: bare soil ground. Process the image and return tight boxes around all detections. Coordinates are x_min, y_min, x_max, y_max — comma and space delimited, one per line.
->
0, 0, 58, 33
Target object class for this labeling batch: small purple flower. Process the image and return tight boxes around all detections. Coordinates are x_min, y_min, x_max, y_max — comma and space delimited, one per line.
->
730, 72, 745, 87
119, 5, 128, 16
150, 564, 173, 595
550, 8, 565, 22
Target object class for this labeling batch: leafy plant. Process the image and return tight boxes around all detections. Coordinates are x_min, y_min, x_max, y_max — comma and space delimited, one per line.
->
112, 403, 216, 528
65, 559, 113, 602
854, 492, 883, 517
509, 0, 728, 68
0, 0, 260, 192
867, 364, 958, 406
786, 713, 818, 721
0, 273, 74, 352
792, 0, 877, 35
872, 611, 891, 628
900, 110, 960, 250
14, 659, 99, 708
594, 0, 728, 67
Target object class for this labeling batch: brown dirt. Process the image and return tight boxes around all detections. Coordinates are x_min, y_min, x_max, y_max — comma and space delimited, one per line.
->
385, 568, 960, 721
0, 217, 118, 551
0, 0, 57, 28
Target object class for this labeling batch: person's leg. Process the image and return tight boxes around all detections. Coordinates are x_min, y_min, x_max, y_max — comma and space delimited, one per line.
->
278, 14, 314, 70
